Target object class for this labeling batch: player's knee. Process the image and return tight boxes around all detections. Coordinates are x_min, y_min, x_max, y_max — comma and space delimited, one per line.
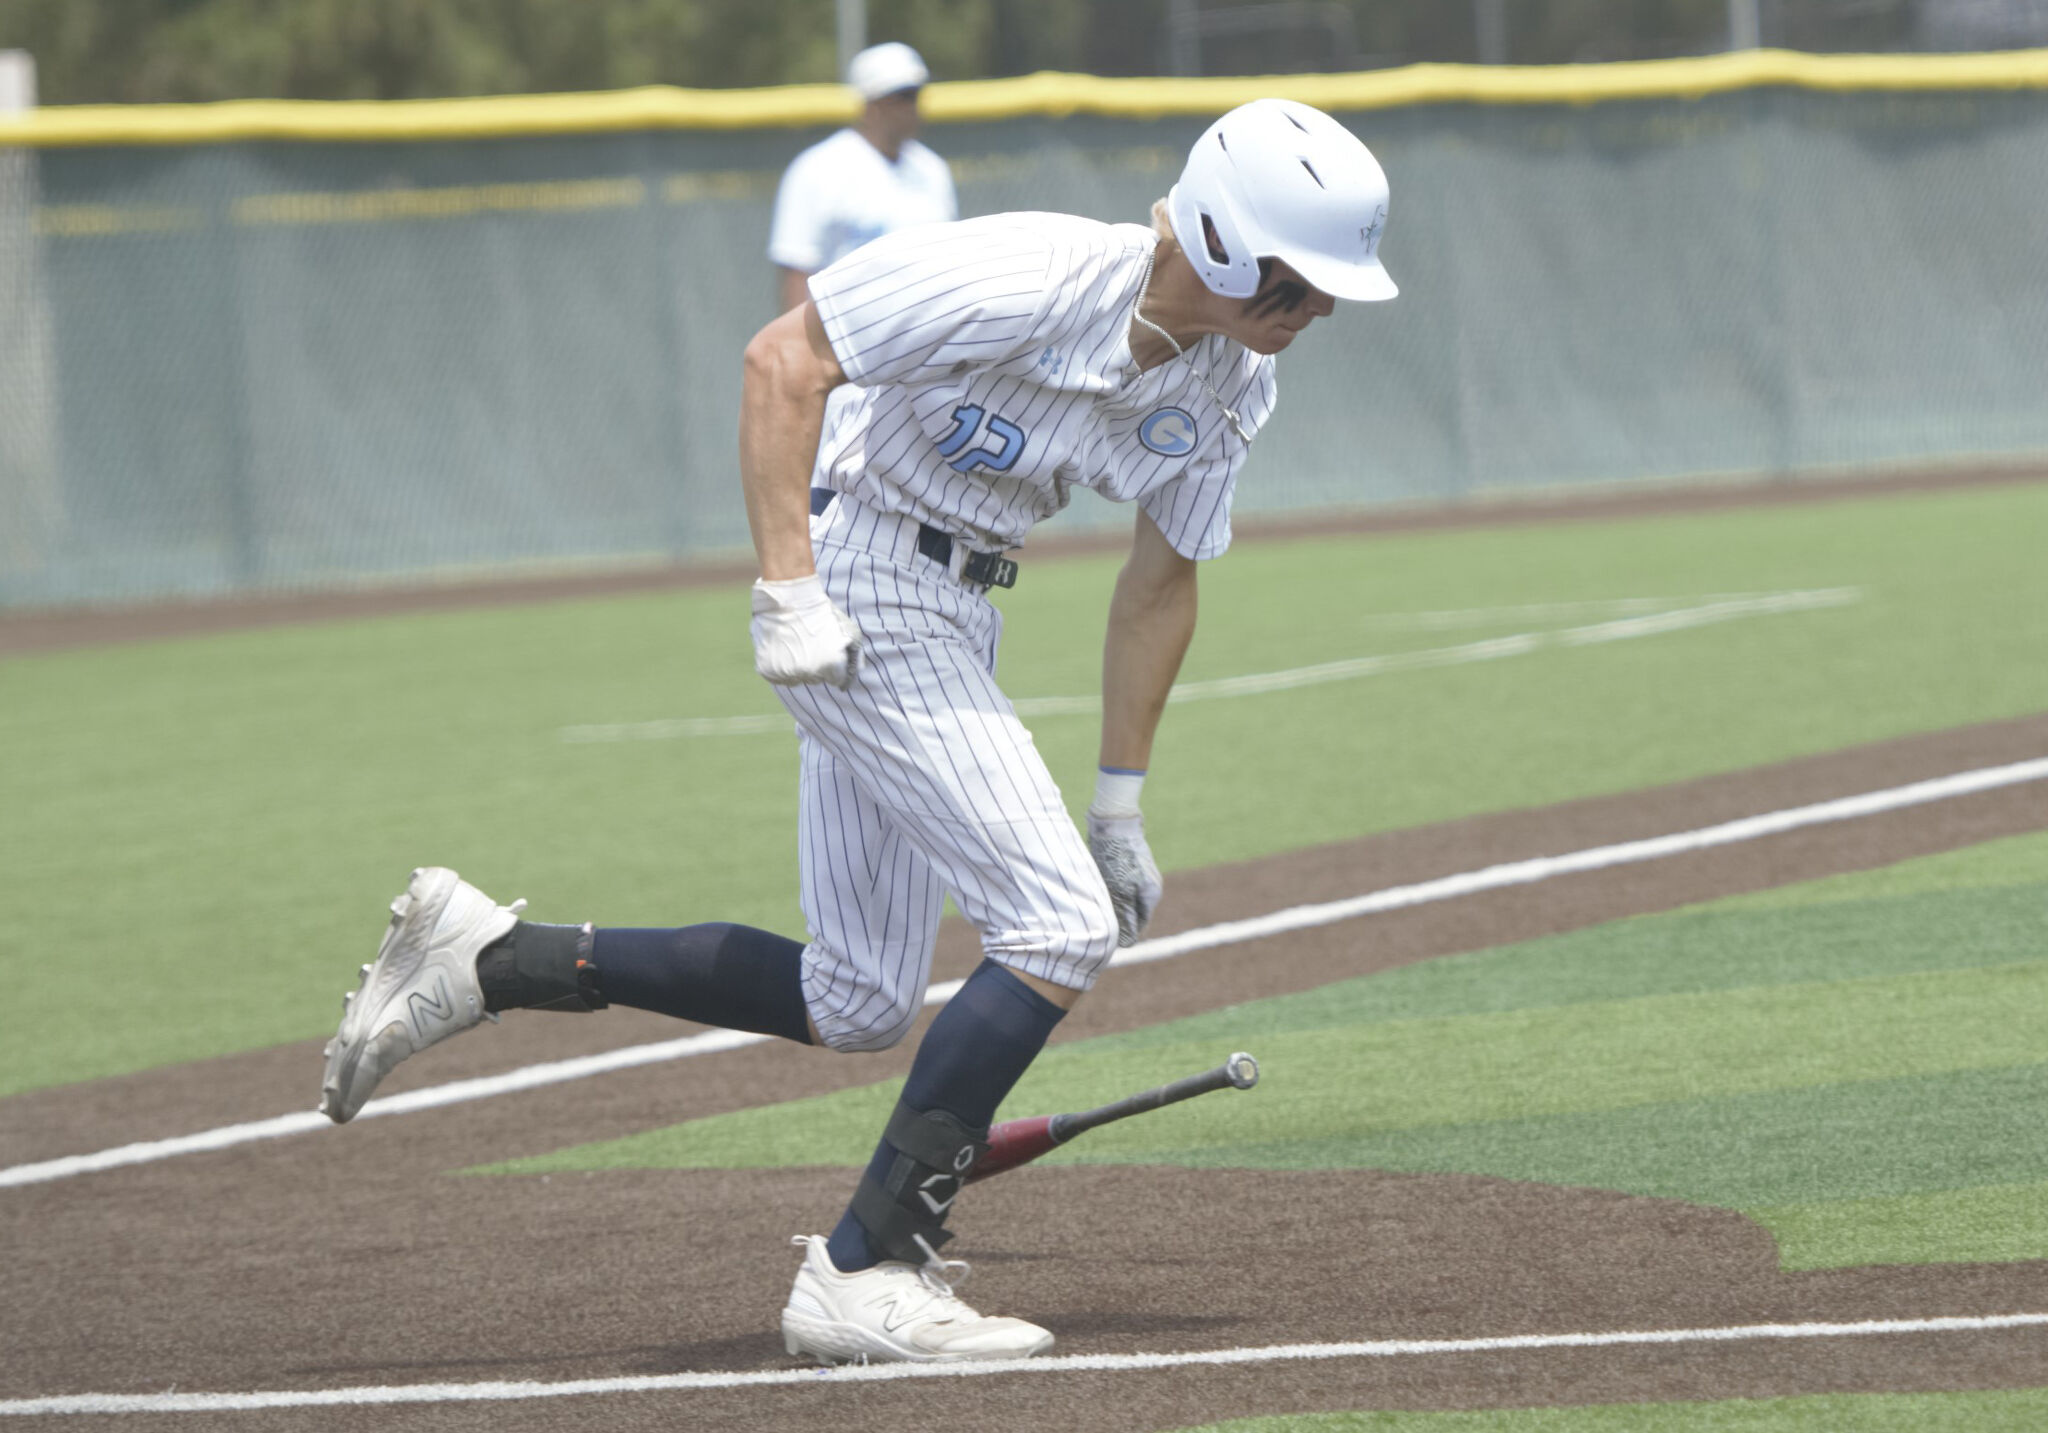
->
1084, 891, 1121, 963
816, 1005, 918, 1053
801, 936, 934, 1053
808, 984, 922, 1053
1068, 887, 1120, 974
984, 900, 1119, 997
1059, 894, 1122, 995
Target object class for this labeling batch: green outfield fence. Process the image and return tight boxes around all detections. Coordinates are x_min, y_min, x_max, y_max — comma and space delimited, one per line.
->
3, 53, 2047, 609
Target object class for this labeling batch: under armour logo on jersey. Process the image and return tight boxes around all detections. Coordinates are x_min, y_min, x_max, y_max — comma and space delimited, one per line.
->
1036, 347, 1065, 377
1138, 407, 1199, 457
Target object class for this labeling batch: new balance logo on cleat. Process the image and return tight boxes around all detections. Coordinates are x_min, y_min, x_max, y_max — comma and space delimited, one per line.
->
318, 867, 524, 1124
406, 974, 456, 1041
877, 1291, 929, 1334
780, 1234, 1053, 1364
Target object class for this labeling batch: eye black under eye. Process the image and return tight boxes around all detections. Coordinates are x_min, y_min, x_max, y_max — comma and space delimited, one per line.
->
1249, 280, 1308, 318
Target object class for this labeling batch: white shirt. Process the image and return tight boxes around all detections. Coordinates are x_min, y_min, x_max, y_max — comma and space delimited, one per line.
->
767, 129, 958, 274
807, 212, 1278, 560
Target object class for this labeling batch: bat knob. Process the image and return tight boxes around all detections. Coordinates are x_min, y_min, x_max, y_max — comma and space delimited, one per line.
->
1226, 1052, 1259, 1089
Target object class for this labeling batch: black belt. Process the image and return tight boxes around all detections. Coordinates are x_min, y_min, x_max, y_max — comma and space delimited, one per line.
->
810, 488, 1018, 590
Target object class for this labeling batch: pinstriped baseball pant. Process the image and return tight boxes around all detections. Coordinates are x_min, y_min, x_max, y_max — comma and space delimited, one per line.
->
773, 494, 1119, 1053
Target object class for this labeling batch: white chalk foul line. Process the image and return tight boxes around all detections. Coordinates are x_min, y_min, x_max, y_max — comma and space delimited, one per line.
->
5, 750, 2044, 1194
0, 999, 958, 1191
1108, 754, 2048, 967
7, 1312, 2047, 1414
0, 1028, 772, 1190
1362, 594, 1772, 631
561, 589, 1862, 740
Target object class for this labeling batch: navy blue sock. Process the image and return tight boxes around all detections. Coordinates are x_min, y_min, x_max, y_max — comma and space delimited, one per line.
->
592, 925, 813, 1045
826, 959, 1066, 1272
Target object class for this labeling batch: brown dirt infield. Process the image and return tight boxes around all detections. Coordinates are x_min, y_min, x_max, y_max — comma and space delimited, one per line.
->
5, 710, 2048, 1431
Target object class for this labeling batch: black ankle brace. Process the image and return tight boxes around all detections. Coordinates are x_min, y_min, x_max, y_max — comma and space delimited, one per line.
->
477, 922, 607, 1013
848, 1102, 990, 1263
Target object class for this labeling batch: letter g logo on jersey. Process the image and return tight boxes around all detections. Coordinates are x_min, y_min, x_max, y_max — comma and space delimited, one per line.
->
1138, 407, 1199, 457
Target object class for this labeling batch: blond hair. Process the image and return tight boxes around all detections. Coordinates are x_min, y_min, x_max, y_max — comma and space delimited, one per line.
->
1149, 197, 1176, 245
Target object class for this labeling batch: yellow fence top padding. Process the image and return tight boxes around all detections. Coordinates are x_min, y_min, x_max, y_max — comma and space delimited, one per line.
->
4, 48, 2048, 147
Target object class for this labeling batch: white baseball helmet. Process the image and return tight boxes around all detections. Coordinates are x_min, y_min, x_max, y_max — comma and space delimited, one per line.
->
1167, 98, 1397, 303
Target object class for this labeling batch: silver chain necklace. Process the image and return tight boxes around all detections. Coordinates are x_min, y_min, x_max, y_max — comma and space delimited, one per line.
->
1130, 246, 1252, 444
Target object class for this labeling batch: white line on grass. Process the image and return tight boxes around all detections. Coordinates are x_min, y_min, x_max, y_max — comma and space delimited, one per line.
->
560, 588, 1861, 741
1360, 594, 1788, 630
6, 1312, 2046, 1415
5, 751, 2044, 1193
0, 1029, 775, 1190
1108, 754, 2048, 967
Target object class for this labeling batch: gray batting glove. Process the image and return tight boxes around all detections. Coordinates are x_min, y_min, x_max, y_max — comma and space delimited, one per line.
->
750, 574, 862, 689
1087, 810, 1163, 947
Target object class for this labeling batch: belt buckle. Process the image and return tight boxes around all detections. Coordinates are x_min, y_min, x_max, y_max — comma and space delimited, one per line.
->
962, 551, 1018, 589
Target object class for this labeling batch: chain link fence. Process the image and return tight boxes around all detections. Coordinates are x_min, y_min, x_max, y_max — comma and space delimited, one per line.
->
3, 70, 2046, 608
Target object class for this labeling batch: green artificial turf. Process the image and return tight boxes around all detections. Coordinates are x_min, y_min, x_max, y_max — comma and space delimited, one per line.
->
1169, 1386, 2048, 1432
4, 481, 2047, 1095
480, 830, 2048, 1271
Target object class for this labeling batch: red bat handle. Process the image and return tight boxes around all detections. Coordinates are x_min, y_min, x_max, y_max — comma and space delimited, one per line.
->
966, 1053, 1260, 1183
966, 1114, 1059, 1183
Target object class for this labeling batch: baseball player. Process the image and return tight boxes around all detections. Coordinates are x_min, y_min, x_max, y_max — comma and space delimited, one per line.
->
768, 41, 957, 315
320, 98, 1396, 1366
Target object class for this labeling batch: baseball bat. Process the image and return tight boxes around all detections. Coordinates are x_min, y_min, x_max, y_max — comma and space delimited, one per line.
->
966, 1051, 1259, 1183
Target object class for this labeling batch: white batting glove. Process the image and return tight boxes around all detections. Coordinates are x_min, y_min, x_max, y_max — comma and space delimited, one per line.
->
1087, 766, 1162, 946
1088, 811, 1162, 947
750, 574, 862, 689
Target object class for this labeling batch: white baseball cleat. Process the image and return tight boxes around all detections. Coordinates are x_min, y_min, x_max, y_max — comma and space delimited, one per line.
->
319, 867, 525, 1124
780, 1234, 1054, 1364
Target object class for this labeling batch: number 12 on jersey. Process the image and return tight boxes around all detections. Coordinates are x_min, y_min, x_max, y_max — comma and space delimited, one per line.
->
936, 404, 1027, 475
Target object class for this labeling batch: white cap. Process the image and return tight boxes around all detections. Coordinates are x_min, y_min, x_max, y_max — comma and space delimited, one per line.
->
846, 42, 929, 101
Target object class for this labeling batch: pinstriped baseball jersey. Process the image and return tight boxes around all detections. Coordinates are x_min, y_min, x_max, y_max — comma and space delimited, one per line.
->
776, 494, 1119, 1050
780, 210, 1288, 1049
807, 212, 1278, 559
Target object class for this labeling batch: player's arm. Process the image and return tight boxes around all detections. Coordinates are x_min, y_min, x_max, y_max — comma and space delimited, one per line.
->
739, 300, 861, 686
1100, 509, 1198, 771
741, 300, 842, 578
1089, 510, 1198, 945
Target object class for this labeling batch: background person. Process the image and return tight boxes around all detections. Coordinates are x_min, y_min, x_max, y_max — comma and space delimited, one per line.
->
767, 41, 957, 314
